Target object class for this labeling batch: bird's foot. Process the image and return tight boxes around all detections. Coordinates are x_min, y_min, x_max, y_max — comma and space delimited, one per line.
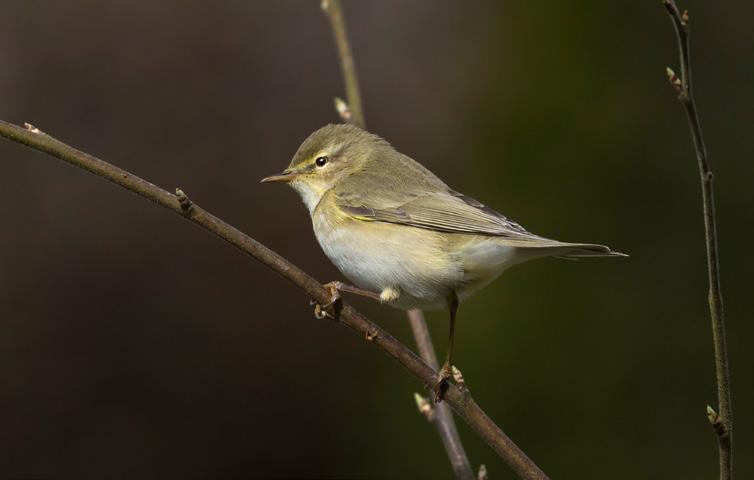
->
432, 362, 454, 403
322, 281, 343, 308
311, 281, 343, 319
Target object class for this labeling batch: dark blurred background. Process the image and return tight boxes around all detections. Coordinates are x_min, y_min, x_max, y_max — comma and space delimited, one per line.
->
1, 1, 751, 478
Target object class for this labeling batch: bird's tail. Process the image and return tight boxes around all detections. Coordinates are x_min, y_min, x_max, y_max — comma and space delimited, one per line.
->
515, 240, 627, 259
551, 242, 628, 259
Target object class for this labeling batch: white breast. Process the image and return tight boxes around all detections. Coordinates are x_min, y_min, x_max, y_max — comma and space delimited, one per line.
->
311, 211, 463, 310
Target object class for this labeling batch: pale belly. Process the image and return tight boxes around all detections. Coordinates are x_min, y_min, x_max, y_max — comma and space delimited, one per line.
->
312, 213, 533, 310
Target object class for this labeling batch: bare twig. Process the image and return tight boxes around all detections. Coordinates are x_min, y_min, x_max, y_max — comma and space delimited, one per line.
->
321, 0, 366, 129
662, 2, 732, 479
321, 2, 481, 478
0, 119, 548, 479
409, 309, 475, 480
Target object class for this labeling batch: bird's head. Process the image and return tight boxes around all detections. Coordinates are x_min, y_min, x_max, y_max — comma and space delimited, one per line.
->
261, 123, 388, 211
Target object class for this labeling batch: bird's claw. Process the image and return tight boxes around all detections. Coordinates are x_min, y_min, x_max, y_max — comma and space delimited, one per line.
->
310, 281, 342, 319
432, 363, 454, 403
311, 301, 331, 319
322, 281, 342, 308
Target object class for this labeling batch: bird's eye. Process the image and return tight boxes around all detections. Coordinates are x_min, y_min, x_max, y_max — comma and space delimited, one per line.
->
315, 156, 328, 167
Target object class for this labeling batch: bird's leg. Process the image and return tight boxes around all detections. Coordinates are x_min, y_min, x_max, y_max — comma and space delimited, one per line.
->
323, 281, 381, 305
312, 281, 381, 319
433, 292, 459, 402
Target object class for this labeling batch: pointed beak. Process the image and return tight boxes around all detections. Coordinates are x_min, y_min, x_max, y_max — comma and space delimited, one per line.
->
260, 169, 297, 184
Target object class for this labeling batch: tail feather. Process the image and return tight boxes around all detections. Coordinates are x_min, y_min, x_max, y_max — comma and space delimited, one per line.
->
517, 240, 628, 259
555, 243, 628, 259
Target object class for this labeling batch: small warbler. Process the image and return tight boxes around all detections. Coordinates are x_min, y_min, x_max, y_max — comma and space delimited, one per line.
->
262, 124, 624, 399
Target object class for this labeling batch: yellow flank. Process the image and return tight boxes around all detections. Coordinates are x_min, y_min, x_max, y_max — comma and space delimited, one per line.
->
311, 192, 458, 309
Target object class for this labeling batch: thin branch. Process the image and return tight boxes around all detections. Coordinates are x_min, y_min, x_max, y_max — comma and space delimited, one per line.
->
321, 0, 366, 129
0, 120, 549, 479
409, 309, 475, 480
662, 2, 732, 479
320, 2, 480, 478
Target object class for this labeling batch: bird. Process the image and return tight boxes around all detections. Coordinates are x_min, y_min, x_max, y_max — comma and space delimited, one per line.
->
261, 123, 624, 400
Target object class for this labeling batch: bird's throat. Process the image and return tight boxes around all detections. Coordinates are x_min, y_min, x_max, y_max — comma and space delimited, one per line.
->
290, 180, 329, 214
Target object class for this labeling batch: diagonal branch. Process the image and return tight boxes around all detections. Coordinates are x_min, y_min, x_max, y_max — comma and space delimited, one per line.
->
320, 2, 478, 478
0, 119, 549, 479
662, 2, 733, 479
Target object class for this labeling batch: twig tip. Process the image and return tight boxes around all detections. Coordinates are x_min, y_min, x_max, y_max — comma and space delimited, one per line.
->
706, 405, 728, 437
478, 464, 488, 480
665, 67, 683, 94
414, 393, 434, 420
706, 405, 718, 423
23, 122, 41, 134
334, 97, 353, 123
175, 188, 193, 211
452, 365, 465, 385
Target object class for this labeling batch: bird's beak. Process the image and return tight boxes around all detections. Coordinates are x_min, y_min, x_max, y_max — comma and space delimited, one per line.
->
260, 169, 297, 183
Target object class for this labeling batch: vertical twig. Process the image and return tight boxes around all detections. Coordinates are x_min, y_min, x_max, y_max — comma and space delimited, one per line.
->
410, 309, 476, 480
662, 2, 732, 479
321, 0, 366, 129
320, 2, 477, 479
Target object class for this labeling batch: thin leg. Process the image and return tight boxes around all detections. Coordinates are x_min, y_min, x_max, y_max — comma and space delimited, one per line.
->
327, 281, 381, 302
313, 281, 386, 319
323, 281, 381, 306
444, 293, 459, 371
434, 291, 459, 402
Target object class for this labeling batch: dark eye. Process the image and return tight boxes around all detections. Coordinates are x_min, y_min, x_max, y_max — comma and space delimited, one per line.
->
315, 156, 328, 167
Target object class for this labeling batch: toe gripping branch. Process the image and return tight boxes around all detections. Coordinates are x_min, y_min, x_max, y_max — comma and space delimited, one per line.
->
433, 365, 469, 403
311, 282, 343, 320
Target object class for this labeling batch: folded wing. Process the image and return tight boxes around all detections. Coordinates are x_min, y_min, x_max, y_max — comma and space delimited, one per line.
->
338, 189, 539, 239
333, 149, 624, 256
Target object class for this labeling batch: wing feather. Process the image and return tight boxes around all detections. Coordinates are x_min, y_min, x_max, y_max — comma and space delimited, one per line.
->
338, 188, 541, 240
